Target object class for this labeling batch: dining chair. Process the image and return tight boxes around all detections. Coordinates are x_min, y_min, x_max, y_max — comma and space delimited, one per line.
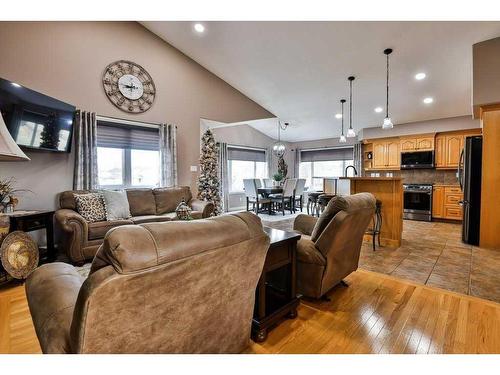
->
270, 178, 298, 215
294, 179, 307, 212
243, 179, 271, 215
263, 178, 273, 188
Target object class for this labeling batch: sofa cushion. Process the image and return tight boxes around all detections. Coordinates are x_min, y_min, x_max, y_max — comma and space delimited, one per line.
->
296, 236, 326, 265
130, 215, 173, 224
102, 190, 131, 220
153, 186, 192, 214
59, 190, 92, 210
88, 219, 134, 240
74, 193, 107, 223
126, 189, 156, 216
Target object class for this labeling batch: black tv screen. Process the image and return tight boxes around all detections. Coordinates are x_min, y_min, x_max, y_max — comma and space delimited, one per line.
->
0, 77, 75, 153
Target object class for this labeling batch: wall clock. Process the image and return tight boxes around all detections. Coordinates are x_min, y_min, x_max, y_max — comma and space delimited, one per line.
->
102, 60, 156, 113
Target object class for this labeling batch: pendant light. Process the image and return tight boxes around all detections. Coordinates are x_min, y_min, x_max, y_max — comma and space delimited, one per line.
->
339, 99, 346, 143
347, 76, 356, 137
272, 119, 288, 157
382, 48, 394, 129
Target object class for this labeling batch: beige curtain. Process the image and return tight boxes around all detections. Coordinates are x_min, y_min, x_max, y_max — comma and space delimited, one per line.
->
353, 142, 362, 176
73, 110, 98, 190
159, 123, 178, 187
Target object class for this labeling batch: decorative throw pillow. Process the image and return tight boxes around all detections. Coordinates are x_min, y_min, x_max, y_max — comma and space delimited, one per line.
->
101, 190, 131, 220
75, 193, 106, 223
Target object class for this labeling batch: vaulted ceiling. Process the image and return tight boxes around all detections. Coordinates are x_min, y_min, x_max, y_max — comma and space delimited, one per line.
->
142, 21, 500, 141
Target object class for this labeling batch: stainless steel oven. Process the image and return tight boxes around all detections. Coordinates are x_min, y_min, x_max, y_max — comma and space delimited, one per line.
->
403, 183, 433, 221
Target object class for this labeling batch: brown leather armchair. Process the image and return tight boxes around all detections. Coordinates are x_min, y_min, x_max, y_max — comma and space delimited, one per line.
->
26, 212, 269, 353
293, 193, 376, 299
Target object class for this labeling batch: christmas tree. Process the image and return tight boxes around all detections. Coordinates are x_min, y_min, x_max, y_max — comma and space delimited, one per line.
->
197, 129, 222, 215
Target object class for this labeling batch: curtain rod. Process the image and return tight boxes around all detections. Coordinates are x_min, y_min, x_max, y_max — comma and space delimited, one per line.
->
96, 115, 176, 130
226, 144, 267, 152
299, 145, 354, 152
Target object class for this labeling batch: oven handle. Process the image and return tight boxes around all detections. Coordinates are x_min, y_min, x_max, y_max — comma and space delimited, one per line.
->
404, 190, 432, 194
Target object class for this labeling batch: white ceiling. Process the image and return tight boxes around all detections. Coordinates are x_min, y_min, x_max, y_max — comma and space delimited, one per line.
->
141, 21, 500, 142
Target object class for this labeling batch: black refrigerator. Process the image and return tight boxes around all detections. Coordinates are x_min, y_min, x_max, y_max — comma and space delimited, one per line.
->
458, 136, 482, 245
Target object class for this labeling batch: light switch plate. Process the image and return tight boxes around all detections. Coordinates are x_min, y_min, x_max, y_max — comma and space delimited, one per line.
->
190, 165, 198, 172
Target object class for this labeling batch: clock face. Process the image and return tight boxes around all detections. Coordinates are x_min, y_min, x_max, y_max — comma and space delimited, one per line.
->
102, 60, 156, 113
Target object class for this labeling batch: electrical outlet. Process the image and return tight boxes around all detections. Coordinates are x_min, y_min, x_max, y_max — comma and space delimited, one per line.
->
190, 165, 198, 172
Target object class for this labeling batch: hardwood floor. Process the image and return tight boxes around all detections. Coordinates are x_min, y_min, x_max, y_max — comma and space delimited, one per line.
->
1, 269, 499, 354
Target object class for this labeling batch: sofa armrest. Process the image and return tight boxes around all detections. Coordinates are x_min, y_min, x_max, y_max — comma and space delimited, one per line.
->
189, 198, 215, 218
293, 214, 318, 236
25, 262, 85, 353
54, 209, 89, 263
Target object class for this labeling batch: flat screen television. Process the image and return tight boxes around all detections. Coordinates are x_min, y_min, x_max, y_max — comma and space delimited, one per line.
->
0, 77, 75, 153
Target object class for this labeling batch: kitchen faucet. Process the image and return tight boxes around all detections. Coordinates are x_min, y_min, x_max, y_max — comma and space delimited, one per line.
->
344, 165, 358, 177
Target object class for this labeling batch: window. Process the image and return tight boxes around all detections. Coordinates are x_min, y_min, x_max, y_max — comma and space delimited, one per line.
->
227, 146, 267, 193
96, 119, 160, 188
299, 147, 354, 191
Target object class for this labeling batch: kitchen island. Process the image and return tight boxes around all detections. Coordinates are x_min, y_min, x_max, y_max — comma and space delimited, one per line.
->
338, 177, 403, 248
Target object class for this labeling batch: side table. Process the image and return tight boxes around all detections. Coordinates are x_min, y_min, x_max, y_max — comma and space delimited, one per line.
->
252, 227, 301, 342
2, 210, 56, 264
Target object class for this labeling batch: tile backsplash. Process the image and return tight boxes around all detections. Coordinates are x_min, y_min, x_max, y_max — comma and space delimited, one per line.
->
365, 169, 459, 185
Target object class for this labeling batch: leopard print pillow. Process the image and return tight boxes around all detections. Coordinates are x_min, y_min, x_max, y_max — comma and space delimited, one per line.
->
75, 193, 106, 223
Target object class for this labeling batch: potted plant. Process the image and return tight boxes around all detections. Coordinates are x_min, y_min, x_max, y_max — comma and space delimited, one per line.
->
272, 173, 284, 187
0, 178, 29, 213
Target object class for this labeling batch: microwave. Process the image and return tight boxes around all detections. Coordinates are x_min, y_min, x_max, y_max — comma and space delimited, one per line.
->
401, 150, 434, 169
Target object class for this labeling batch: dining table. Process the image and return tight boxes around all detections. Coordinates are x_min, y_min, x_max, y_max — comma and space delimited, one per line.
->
257, 187, 283, 198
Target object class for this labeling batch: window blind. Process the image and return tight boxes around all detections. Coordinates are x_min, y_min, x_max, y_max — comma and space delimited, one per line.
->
96, 121, 159, 151
300, 147, 354, 162
227, 146, 266, 162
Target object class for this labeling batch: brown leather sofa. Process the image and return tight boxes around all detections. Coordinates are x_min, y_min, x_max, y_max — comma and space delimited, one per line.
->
293, 193, 376, 299
55, 186, 214, 264
26, 212, 269, 353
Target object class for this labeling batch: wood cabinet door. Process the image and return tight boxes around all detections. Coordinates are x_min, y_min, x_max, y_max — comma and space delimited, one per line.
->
400, 138, 416, 151
372, 142, 387, 169
386, 141, 400, 169
435, 135, 445, 167
416, 136, 434, 151
445, 135, 463, 168
432, 186, 444, 218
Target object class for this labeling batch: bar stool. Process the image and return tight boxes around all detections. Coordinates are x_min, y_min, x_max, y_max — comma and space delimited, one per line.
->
307, 191, 323, 216
365, 199, 382, 251
317, 194, 335, 216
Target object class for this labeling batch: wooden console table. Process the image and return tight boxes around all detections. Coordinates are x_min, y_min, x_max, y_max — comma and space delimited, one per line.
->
252, 227, 301, 342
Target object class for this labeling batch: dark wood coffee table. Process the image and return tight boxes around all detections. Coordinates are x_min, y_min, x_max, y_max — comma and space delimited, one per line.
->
252, 227, 301, 342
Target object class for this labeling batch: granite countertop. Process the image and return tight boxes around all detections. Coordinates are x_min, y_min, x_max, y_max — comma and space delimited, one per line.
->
339, 177, 402, 181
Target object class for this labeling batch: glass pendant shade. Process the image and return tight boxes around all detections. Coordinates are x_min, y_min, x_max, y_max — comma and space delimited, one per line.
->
272, 141, 286, 157
339, 135, 347, 143
347, 128, 356, 138
382, 117, 393, 129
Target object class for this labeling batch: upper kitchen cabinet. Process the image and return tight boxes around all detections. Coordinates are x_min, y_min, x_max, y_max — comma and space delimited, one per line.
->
399, 134, 435, 152
371, 138, 400, 170
435, 129, 482, 169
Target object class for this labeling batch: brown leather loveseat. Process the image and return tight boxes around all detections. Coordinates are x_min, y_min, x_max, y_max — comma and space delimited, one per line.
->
26, 212, 269, 353
55, 186, 214, 264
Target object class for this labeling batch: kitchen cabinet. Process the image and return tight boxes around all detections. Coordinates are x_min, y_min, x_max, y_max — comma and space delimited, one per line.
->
371, 139, 400, 170
400, 134, 435, 152
435, 129, 482, 169
432, 185, 463, 221
432, 186, 444, 218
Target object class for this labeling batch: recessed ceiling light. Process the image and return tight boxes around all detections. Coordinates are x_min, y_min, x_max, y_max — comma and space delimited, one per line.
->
415, 73, 426, 80
11, 82, 21, 88
423, 97, 434, 104
194, 23, 205, 33
335, 113, 342, 119
374, 107, 383, 113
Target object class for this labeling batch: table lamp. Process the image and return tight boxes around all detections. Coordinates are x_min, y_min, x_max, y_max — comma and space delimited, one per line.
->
0, 113, 30, 161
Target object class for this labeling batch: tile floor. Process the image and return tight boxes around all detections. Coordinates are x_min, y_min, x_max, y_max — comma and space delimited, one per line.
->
261, 216, 500, 304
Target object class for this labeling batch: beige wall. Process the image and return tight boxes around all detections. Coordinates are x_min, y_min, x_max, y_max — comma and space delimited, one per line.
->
0, 21, 273, 210
473, 37, 500, 117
